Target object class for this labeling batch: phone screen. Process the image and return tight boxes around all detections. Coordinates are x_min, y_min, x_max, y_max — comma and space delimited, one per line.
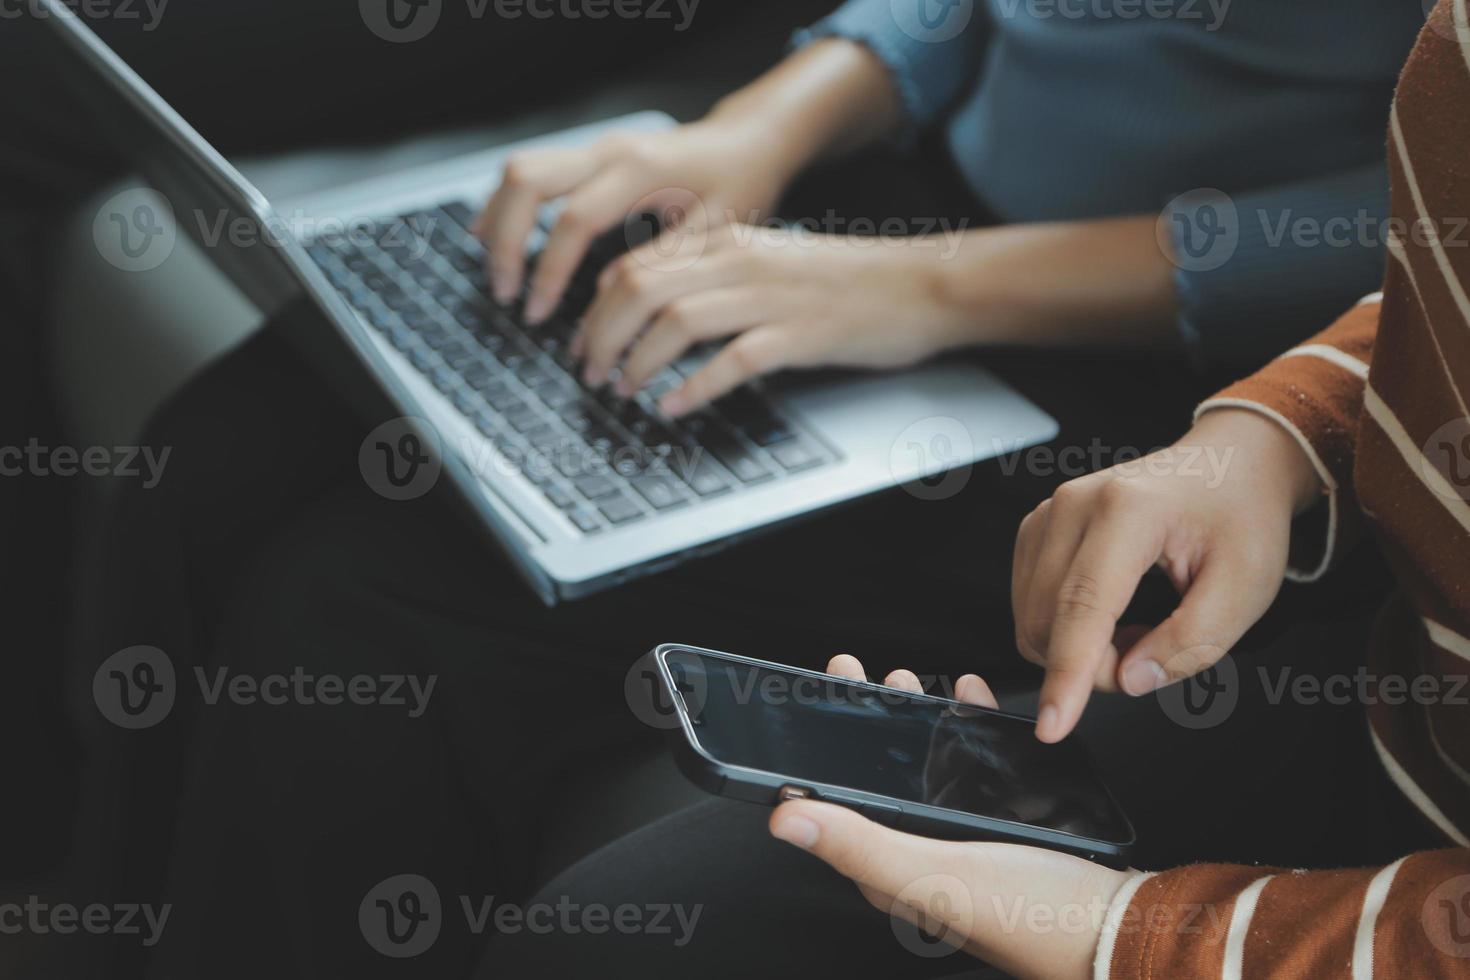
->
664, 649, 1131, 846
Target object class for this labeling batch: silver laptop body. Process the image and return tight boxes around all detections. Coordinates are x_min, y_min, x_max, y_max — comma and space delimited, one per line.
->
38, 0, 1058, 604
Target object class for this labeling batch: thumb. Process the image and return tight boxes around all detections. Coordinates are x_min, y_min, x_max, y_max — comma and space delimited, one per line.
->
1116, 551, 1276, 695
769, 800, 976, 910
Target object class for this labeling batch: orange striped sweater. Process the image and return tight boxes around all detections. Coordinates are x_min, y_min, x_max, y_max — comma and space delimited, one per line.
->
1097, 4, 1470, 976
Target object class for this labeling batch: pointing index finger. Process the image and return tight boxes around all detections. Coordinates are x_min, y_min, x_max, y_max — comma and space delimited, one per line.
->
1035, 511, 1160, 742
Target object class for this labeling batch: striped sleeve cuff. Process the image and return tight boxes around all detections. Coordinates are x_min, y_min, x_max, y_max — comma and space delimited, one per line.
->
1194, 298, 1379, 581
1097, 863, 1272, 979
1092, 872, 1155, 980
1099, 851, 1470, 979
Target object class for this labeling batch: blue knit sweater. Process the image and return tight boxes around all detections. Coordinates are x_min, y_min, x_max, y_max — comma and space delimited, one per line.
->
797, 0, 1426, 367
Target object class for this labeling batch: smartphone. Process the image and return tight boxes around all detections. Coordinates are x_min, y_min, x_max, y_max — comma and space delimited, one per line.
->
651, 644, 1134, 868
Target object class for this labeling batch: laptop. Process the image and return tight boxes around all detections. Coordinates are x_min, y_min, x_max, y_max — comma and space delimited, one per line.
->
35, 0, 1058, 604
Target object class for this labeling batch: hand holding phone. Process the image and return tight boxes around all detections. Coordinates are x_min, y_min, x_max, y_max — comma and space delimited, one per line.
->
768, 778, 1136, 980
650, 645, 1141, 976
651, 644, 1134, 867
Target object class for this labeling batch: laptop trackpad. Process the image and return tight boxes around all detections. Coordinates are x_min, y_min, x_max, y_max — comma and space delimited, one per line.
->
769, 361, 1058, 472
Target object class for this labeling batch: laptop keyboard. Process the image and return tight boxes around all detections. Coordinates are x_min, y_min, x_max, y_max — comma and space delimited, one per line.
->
303, 200, 834, 534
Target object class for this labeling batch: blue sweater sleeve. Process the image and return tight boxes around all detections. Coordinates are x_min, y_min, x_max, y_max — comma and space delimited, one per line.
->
1166, 163, 1392, 369
793, 0, 990, 137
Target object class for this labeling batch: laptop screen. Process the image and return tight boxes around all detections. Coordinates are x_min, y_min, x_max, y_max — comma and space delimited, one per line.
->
28, 0, 304, 312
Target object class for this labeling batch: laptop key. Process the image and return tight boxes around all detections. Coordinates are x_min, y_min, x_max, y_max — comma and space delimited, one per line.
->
598, 493, 645, 525
473, 411, 500, 438
555, 452, 586, 479
520, 455, 557, 485
463, 268, 493, 297
505, 408, 542, 433
387, 327, 415, 352
470, 328, 507, 353
383, 290, 417, 314
677, 412, 711, 440
401, 309, 434, 332
584, 421, 620, 455
568, 509, 601, 534
743, 416, 795, 447
770, 439, 824, 473
557, 404, 596, 433
622, 406, 672, 445
323, 265, 355, 290
469, 373, 505, 395
675, 454, 733, 498
421, 328, 453, 351
717, 453, 771, 484
516, 362, 551, 388
451, 390, 479, 416
484, 389, 525, 414
543, 484, 576, 510
573, 474, 618, 500
631, 474, 688, 511
611, 449, 648, 477
440, 342, 477, 370
366, 307, 399, 332
704, 431, 772, 484
521, 425, 561, 452
536, 383, 580, 410
449, 252, 480, 273
440, 201, 477, 231
641, 444, 682, 477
